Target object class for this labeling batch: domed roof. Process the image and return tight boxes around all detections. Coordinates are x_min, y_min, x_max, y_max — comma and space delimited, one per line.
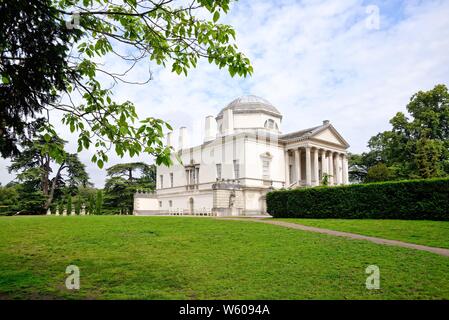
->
216, 95, 282, 119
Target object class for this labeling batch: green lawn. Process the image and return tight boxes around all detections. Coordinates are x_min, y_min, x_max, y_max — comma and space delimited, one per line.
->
1, 216, 449, 299
277, 219, 449, 249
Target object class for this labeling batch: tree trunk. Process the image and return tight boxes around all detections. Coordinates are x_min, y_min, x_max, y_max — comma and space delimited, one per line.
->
41, 155, 51, 196
44, 162, 65, 210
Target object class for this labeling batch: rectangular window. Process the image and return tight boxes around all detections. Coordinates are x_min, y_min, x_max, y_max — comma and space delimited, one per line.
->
169, 200, 173, 207
170, 173, 174, 188
160, 175, 163, 188
233, 160, 240, 179
159, 201, 162, 208
262, 159, 270, 180
216, 164, 222, 179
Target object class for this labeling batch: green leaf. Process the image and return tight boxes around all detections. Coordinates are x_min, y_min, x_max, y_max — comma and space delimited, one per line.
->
213, 11, 220, 23
43, 134, 51, 142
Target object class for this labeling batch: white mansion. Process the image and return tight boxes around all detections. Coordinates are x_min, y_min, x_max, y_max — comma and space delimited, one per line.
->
134, 95, 350, 216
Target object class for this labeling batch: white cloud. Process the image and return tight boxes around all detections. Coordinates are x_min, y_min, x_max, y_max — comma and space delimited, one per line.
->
1, 0, 449, 187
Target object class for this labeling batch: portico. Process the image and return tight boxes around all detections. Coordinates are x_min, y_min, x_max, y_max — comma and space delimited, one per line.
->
281, 120, 350, 188
284, 146, 349, 187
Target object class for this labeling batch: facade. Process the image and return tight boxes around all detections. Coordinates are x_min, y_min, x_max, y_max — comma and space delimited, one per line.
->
134, 95, 350, 216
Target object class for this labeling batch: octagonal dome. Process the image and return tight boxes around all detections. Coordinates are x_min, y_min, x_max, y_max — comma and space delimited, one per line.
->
216, 95, 282, 119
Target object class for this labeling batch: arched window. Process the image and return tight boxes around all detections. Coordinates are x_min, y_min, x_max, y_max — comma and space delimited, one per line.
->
264, 119, 276, 129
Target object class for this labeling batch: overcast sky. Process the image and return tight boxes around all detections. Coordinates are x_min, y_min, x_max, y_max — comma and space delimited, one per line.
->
1, 0, 449, 187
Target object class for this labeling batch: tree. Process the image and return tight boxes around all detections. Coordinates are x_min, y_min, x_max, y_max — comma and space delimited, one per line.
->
8, 130, 90, 212
354, 84, 449, 182
75, 195, 82, 215
0, 185, 20, 215
104, 163, 156, 214
0, 1, 81, 158
86, 193, 96, 215
1, 0, 252, 168
58, 201, 65, 215
415, 137, 444, 179
106, 162, 152, 182
365, 163, 393, 183
66, 195, 72, 215
95, 190, 103, 215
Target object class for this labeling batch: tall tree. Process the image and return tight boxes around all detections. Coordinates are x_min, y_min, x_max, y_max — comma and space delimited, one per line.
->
106, 162, 152, 182
353, 84, 449, 182
1, 0, 252, 167
8, 132, 90, 212
104, 162, 155, 214
414, 137, 444, 179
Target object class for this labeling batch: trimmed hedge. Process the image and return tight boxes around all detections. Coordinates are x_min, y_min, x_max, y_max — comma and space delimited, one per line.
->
267, 178, 449, 220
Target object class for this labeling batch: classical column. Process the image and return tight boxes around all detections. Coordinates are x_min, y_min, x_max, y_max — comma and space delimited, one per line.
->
313, 148, 319, 186
343, 154, 349, 184
284, 150, 290, 187
320, 149, 327, 183
334, 153, 341, 185
294, 148, 301, 184
328, 152, 334, 185
305, 147, 312, 186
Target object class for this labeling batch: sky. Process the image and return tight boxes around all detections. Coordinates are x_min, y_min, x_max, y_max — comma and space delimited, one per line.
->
1, 0, 449, 187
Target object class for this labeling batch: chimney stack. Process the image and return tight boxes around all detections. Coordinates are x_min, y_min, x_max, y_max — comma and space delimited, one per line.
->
178, 127, 187, 150
204, 115, 216, 142
222, 108, 234, 136
166, 132, 173, 147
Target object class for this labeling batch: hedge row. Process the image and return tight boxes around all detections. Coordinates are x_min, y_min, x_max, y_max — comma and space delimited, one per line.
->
266, 178, 449, 220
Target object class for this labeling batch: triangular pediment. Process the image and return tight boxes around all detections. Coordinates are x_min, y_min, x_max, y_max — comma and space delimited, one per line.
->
312, 126, 349, 148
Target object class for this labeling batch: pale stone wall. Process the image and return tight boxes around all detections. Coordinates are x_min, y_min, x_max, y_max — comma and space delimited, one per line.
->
242, 137, 285, 188
133, 193, 159, 215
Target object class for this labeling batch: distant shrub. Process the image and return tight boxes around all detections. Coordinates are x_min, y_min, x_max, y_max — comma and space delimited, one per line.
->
267, 178, 449, 220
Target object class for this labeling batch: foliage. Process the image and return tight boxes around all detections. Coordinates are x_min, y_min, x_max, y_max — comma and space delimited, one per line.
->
103, 163, 156, 214
0, 0, 81, 158
95, 190, 103, 215
7, 125, 90, 212
321, 173, 331, 186
415, 137, 444, 179
75, 195, 82, 215
106, 162, 151, 181
50, 204, 57, 215
66, 195, 72, 215
365, 163, 394, 183
87, 194, 96, 215
0, 185, 20, 215
58, 201, 65, 215
0, 182, 47, 215
1, 0, 252, 168
350, 84, 449, 182
267, 178, 449, 220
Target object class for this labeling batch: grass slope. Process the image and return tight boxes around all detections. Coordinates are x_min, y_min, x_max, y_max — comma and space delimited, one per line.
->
1, 216, 449, 299
278, 219, 449, 249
